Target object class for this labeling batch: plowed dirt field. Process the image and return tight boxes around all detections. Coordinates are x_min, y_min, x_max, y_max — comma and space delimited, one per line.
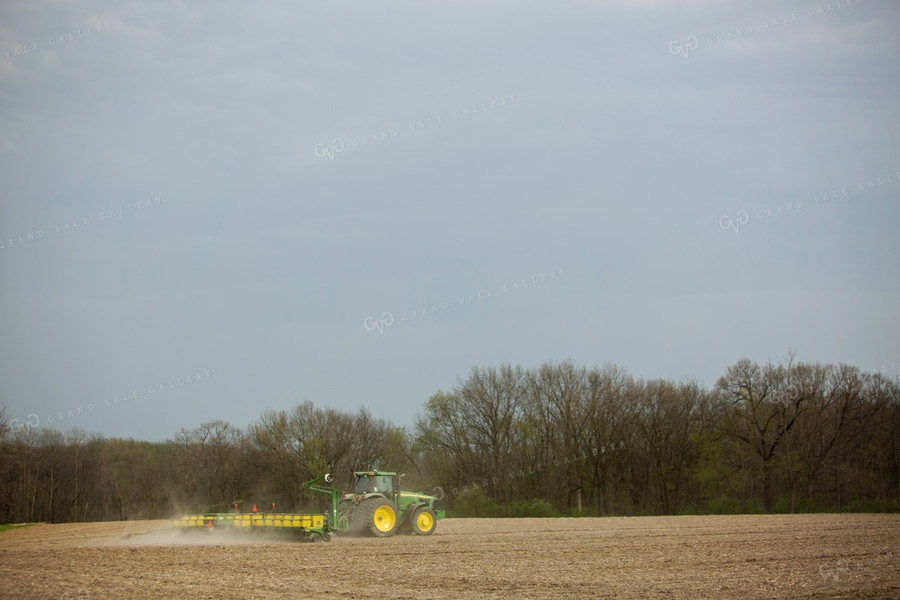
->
1, 514, 898, 599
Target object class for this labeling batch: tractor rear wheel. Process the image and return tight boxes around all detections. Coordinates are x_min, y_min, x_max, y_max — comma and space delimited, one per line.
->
354, 498, 399, 537
410, 506, 436, 535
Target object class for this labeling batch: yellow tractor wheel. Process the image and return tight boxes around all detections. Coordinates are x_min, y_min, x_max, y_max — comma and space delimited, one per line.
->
410, 506, 437, 535
355, 498, 398, 537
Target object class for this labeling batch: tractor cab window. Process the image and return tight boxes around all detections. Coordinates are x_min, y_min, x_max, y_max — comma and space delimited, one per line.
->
354, 474, 394, 494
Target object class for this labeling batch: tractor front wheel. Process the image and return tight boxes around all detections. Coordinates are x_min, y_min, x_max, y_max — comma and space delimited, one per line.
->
410, 506, 436, 535
354, 498, 399, 537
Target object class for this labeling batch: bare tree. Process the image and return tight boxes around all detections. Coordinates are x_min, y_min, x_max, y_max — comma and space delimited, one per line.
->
716, 358, 803, 510
584, 364, 633, 514
526, 361, 591, 511
173, 420, 246, 511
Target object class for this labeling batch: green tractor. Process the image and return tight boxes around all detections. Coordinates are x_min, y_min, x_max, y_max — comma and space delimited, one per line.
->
304, 470, 444, 537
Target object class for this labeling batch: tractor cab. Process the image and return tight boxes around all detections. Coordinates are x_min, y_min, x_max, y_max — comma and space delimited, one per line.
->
352, 471, 399, 504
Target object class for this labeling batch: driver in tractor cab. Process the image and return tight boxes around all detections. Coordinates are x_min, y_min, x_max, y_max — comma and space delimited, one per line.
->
354, 476, 371, 494
354, 473, 393, 495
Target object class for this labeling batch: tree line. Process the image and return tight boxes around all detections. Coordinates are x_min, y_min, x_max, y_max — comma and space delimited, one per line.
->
1, 356, 898, 523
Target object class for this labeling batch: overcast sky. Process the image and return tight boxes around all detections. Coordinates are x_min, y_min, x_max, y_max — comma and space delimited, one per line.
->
1, 0, 898, 442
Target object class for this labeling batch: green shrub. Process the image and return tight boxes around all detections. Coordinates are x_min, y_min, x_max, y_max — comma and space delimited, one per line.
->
450, 487, 503, 517
449, 489, 566, 518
